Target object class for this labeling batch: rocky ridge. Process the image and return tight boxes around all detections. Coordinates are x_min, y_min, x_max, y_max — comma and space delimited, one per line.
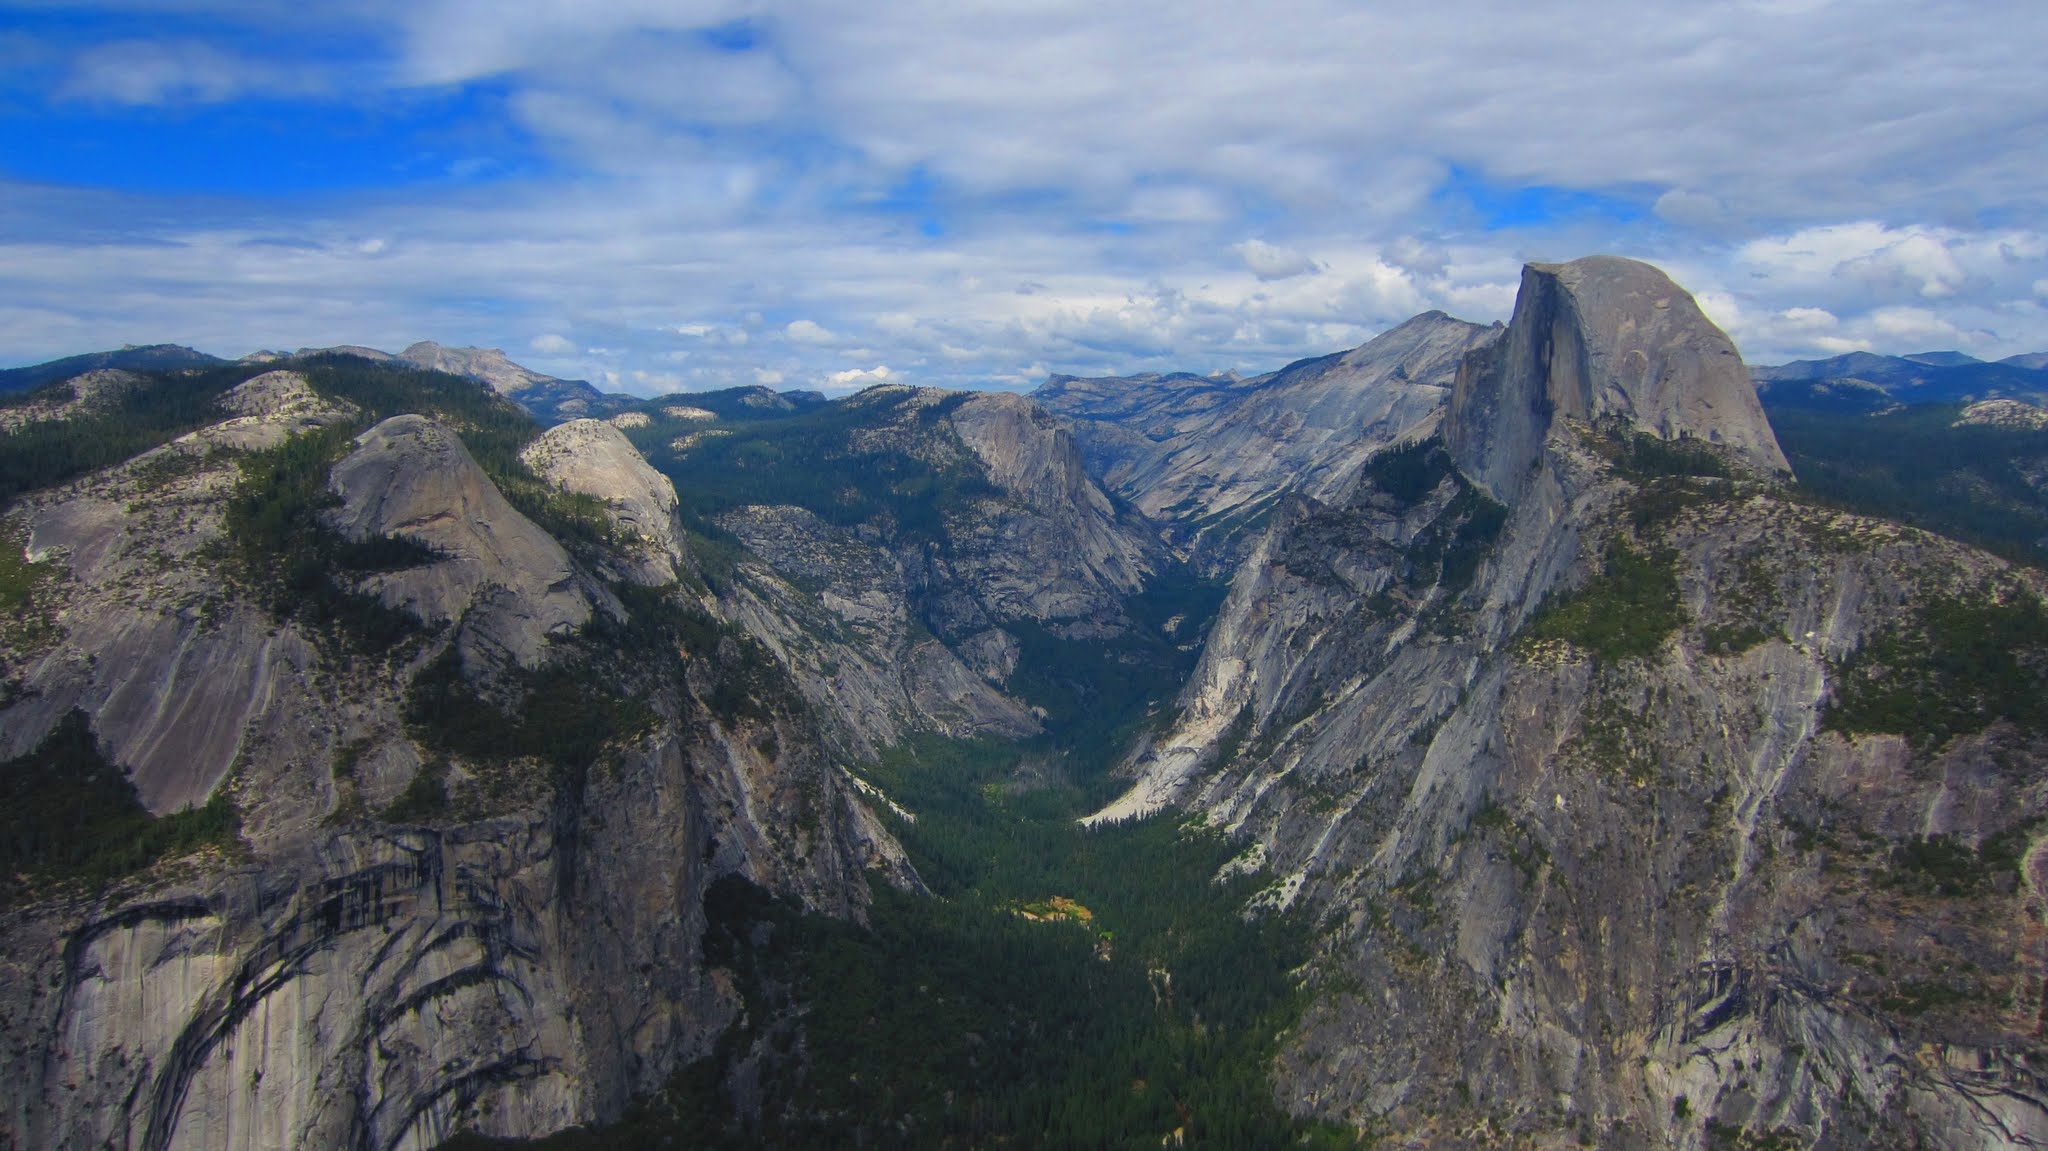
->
1036, 310, 1497, 568
394, 343, 623, 424
519, 418, 686, 585
328, 415, 595, 670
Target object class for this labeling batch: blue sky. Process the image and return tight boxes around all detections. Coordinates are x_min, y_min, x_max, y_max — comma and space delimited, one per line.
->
2, 0, 2046, 393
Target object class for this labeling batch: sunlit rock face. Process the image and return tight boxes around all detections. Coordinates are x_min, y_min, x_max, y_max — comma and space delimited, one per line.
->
1447, 255, 1789, 504
329, 415, 593, 668
520, 417, 685, 585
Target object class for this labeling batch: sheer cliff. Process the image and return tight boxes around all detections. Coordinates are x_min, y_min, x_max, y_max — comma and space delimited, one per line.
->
1446, 256, 1789, 503
1091, 258, 2047, 1148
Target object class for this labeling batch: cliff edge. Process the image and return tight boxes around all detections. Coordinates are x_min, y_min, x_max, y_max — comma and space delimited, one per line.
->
1446, 255, 1788, 502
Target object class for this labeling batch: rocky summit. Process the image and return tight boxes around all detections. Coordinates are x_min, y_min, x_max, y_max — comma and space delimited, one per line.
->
3, 256, 2045, 1151
1446, 255, 1790, 503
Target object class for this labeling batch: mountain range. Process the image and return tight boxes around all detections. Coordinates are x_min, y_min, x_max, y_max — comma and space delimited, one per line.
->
2, 258, 2045, 1150
0, 341, 633, 426
1752, 349, 2048, 413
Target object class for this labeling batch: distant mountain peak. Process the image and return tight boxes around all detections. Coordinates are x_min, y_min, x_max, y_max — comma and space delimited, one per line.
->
0, 344, 224, 396
1903, 350, 1982, 367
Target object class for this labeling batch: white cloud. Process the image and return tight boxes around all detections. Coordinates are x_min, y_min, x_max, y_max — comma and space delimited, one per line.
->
825, 364, 898, 389
1653, 189, 1727, 230
1866, 305, 1961, 345
753, 368, 784, 385
8, 1, 2048, 382
785, 319, 835, 344
529, 332, 575, 353
1733, 222, 2033, 303
630, 369, 683, 390
1780, 306, 1837, 327
1235, 240, 1321, 282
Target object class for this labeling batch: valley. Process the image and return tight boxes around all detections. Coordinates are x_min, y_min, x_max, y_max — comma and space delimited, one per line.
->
3, 257, 2047, 1150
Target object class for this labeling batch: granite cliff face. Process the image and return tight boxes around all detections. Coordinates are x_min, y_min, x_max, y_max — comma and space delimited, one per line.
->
1037, 311, 1496, 568
329, 415, 595, 670
0, 361, 913, 1150
1090, 258, 2045, 1148
0, 371, 360, 815
1446, 256, 1789, 503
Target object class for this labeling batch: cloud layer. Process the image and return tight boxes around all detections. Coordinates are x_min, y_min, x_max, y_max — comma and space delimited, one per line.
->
1, 0, 2045, 390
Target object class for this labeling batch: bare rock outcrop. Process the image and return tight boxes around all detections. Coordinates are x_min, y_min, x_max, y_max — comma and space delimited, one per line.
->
1956, 397, 2048, 429
0, 377, 357, 814
1447, 256, 1789, 503
0, 369, 144, 431
398, 342, 557, 398
717, 503, 1041, 753
520, 418, 685, 584
943, 391, 1153, 622
327, 415, 591, 666
198, 370, 359, 452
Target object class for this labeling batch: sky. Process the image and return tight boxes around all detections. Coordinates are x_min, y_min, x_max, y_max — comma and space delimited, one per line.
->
1, 1, 2045, 395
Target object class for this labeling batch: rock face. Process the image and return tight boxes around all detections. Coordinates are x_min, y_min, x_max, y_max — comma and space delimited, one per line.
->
520, 418, 685, 584
1447, 256, 1789, 503
328, 415, 592, 668
716, 503, 1042, 752
1090, 259, 2046, 1148
0, 374, 914, 1150
1037, 311, 1495, 565
0, 373, 360, 814
943, 390, 1152, 620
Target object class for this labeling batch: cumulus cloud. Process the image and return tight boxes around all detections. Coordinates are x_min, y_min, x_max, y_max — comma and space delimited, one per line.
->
1235, 240, 1321, 281
1735, 222, 2007, 301
529, 333, 575, 353
5, 1, 2048, 384
824, 364, 898, 390
1653, 189, 1730, 232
